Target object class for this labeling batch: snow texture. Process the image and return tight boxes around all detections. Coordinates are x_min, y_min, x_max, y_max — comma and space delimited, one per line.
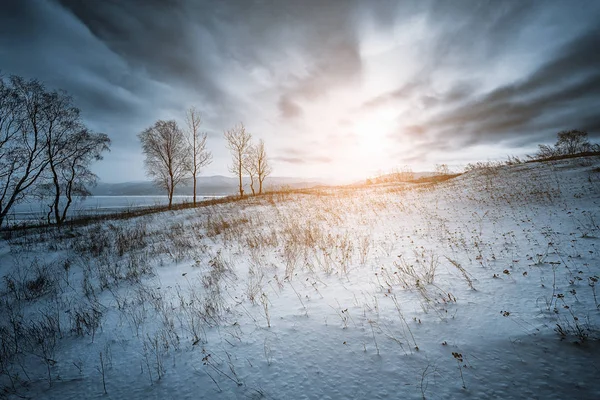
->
1, 157, 599, 399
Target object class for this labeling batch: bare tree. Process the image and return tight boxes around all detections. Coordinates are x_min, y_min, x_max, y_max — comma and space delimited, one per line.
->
36, 90, 110, 225
138, 120, 189, 209
185, 107, 212, 206
555, 129, 593, 155
532, 129, 598, 160
0, 75, 110, 227
390, 166, 414, 182
39, 89, 79, 224
0, 77, 20, 157
224, 123, 252, 198
243, 146, 257, 196
0, 77, 52, 227
254, 139, 272, 194
242, 139, 272, 196
533, 143, 558, 159
44, 128, 110, 225
434, 164, 450, 176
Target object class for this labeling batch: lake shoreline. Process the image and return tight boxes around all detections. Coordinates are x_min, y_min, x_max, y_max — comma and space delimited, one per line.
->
6, 195, 229, 224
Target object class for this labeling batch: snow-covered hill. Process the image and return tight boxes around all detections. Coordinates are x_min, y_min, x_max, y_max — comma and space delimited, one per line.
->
1, 156, 599, 399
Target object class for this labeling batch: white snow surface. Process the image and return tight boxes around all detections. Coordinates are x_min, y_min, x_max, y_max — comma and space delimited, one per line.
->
1, 157, 600, 399
0, 240, 9, 257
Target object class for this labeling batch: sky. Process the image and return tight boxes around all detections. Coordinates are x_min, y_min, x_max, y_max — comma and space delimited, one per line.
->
1, 0, 600, 183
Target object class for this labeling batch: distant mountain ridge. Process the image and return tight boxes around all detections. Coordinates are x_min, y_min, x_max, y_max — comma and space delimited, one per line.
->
91, 176, 329, 196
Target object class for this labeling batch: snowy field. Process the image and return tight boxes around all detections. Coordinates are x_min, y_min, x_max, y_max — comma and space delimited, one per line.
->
1, 157, 599, 399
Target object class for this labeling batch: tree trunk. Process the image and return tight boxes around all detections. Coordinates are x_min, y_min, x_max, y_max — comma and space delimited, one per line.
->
61, 196, 73, 225
238, 160, 243, 198
50, 160, 62, 225
0, 132, 48, 228
249, 175, 255, 196
168, 174, 174, 209
46, 205, 53, 225
193, 171, 197, 207
60, 171, 75, 225
259, 178, 263, 195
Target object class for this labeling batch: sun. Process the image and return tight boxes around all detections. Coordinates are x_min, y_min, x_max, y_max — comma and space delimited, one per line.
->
352, 106, 398, 156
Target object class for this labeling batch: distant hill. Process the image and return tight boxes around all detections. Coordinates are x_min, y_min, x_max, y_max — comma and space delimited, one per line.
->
360, 171, 433, 186
91, 176, 329, 196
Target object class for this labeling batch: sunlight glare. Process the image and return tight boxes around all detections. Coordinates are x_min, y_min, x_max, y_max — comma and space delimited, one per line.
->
353, 106, 398, 156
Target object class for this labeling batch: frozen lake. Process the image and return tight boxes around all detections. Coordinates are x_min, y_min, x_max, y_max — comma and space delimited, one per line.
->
6, 195, 225, 224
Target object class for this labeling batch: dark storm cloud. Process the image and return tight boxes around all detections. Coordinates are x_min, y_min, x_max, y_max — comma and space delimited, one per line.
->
59, 0, 365, 109
424, 1, 538, 67
2, 0, 368, 178
363, 80, 476, 113
362, 1, 539, 108
2, 0, 600, 179
280, 36, 363, 101
412, 27, 600, 149
57, 0, 226, 103
271, 2, 364, 117
578, 114, 600, 134
2, 0, 369, 154
0, 0, 154, 150
363, 2, 600, 161
278, 96, 302, 119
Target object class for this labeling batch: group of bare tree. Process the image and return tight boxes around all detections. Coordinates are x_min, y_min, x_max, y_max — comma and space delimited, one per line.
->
434, 164, 451, 176
138, 108, 212, 209
533, 129, 599, 160
224, 122, 272, 197
139, 113, 271, 206
0, 75, 110, 227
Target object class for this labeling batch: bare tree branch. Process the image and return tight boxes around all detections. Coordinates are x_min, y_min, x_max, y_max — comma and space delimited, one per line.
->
243, 144, 257, 196
224, 123, 252, 198
185, 107, 212, 206
138, 120, 189, 208
0, 75, 110, 226
255, 139, 272, 194
0, 77, 54, 226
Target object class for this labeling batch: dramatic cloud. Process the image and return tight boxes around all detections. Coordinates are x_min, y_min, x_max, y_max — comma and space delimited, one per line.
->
381, 24, 600, 164
2, 0, 599, 181
278, 96, 303, 119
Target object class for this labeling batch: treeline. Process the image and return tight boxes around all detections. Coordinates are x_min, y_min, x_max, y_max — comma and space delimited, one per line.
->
0, 75, 110, 227
463, 129, 599, 172
367, 129, 599, 185
0, 72, 275, 228
139, 116, 272, 208
529, 129, 599, 161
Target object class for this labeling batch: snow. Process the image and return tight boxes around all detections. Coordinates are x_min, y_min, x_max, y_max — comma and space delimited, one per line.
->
1, 157, 599, 399
0, 239, 9, 256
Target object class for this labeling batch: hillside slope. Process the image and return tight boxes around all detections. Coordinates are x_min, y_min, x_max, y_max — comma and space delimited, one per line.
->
1, 157, 599, 399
